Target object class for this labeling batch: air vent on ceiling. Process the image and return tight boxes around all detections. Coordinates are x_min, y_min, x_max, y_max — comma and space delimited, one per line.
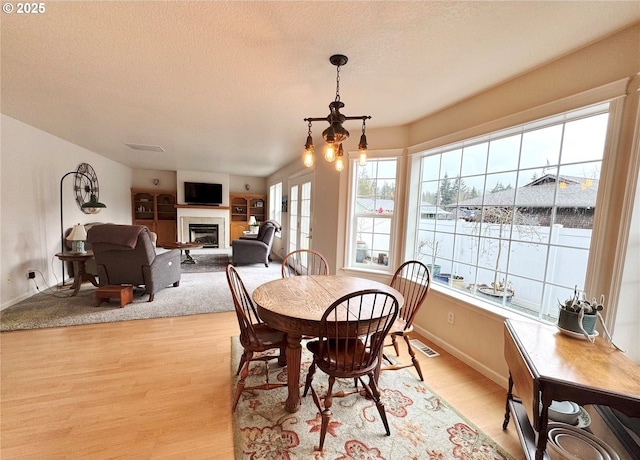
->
124, 143, 166, 153
409, 339, 440, 358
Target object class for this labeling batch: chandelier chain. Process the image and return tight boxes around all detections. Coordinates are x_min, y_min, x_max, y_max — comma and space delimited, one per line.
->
335, 64, 341, 102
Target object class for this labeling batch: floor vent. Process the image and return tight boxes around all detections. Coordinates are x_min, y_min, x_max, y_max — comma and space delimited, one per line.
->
410, 339, 440, 357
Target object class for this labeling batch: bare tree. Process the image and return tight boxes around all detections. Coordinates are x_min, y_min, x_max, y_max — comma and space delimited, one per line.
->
475, 206, 541, 296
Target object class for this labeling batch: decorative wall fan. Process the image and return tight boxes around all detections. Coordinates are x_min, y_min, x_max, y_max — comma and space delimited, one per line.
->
73, 162, 103, 214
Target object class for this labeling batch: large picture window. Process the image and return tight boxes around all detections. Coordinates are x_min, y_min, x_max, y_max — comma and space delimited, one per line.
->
347, 158, 397, 271
269, 182, 282, 231
411, 102, 610, 321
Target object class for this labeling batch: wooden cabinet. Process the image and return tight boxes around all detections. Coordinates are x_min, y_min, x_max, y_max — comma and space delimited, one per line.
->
229, 193, 266, 241
503, 319, 640, 460
131, 189, 177, 245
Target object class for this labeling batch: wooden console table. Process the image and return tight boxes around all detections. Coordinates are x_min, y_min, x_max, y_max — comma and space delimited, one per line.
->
502, 318, 640, 460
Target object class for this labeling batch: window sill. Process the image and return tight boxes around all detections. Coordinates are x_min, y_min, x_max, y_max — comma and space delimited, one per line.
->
341, 266, 553, 327
341, 266, 394, 283
429, 282, 553, 325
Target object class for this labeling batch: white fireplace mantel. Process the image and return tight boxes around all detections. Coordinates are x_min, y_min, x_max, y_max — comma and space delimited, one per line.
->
176, 205, 230, 249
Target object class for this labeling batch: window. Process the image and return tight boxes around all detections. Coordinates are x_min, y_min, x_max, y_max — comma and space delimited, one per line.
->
269, 182, 282, 232
347, 157, 398, 271
410, 103, 610, 321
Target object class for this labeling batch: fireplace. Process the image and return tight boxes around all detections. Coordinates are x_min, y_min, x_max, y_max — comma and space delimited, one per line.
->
189, 223, 219, 248
177, 212, 227, 249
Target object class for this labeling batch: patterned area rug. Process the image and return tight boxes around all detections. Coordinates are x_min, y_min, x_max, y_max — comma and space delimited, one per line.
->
231, 337, 515, 460
180, 253, 230, 273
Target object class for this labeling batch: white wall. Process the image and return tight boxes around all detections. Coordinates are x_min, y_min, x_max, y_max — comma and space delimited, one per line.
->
1, 115, 133, 309
615, 177, 640, 362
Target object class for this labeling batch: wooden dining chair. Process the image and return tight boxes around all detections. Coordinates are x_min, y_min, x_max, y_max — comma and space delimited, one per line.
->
226, 265, 288, 412
382, 260, 431, 381
302, 289, 399, 451
281, 249, 329, 278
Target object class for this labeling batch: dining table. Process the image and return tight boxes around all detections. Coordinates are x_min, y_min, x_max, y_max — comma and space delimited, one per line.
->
252, 274, 404, 413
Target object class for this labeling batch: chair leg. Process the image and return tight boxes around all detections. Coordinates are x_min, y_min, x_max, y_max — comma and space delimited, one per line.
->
317, 376, 335, 452
236, 350, 248, 376
148, 293, 155, 302
391, 334, 400, 356
303, 361, 316, 397
366, 373, 391, 436
232, 351, 253, 412
403, 334, 424, 381
277, 345, 287, 367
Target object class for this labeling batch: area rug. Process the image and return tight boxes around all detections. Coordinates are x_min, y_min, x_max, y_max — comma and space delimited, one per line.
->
231, 337, 515, 460
0, 263, 281, 332
180, 253, 231, 273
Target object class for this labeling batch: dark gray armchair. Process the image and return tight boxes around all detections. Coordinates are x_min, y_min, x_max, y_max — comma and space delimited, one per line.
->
231, 220, 280, 267
87, 224, 181, 301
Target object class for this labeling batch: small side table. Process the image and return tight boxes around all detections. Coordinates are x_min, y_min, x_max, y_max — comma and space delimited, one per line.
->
55, 251, 99, 296
160, 242, 204, 264
95, 285, 133, 308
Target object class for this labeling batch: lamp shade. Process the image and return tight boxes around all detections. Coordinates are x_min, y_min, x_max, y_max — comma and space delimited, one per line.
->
67, 223, 87, 241
249, 216, 257, 226
66, 223, 87, 254
81, 194, 107, 214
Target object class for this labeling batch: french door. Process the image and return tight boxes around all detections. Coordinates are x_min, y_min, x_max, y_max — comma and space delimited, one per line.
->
288, 175, 313, 255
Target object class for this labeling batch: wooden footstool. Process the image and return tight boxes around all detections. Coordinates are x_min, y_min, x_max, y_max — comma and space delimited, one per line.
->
95, 285, 133, 308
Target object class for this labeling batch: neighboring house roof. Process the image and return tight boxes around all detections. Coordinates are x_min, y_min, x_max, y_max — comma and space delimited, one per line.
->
420, 205, 451, 216
455, 174, 598, 208
356, 198, 395, 213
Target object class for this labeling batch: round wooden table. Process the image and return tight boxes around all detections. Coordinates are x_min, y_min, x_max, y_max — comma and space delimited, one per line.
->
160, 242, 204, 264
253, 275, 403, 413
55, 251, 99, 296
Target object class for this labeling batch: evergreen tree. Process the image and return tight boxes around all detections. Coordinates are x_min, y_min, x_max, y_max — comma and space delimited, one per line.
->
357, 168, 375, 197
439, 173, 456, 205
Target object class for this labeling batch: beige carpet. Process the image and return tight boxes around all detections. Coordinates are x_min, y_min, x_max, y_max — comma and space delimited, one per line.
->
231, 337, 515, 460
0, 262, 282, 332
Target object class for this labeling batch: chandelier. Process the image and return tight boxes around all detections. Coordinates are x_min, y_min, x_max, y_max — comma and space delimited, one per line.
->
303, 54, 371, 172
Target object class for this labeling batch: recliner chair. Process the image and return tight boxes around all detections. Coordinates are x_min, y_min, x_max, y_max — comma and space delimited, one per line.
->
87, 224, 181, 301
231, 220, 280, 267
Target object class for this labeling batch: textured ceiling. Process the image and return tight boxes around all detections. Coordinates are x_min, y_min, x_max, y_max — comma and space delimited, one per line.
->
2, 1, 639, 176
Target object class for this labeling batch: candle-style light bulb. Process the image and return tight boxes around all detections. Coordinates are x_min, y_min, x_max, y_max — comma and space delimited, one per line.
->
325, 143, 336, 162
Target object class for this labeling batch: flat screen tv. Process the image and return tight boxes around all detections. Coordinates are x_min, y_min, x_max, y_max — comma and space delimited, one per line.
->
184, 181, 223, 205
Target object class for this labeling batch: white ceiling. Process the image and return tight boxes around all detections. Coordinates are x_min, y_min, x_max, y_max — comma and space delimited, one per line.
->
2, 1, 639, 177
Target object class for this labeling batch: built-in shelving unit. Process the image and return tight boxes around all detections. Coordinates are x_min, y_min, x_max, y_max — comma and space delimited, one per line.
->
229, 193, 266, 241
131, 188, 177, 245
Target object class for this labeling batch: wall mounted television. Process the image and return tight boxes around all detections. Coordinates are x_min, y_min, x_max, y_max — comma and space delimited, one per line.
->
184, 181, 223, 205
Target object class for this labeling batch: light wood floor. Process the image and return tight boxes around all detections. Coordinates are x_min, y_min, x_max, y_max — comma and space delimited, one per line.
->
1, 312, 524, 459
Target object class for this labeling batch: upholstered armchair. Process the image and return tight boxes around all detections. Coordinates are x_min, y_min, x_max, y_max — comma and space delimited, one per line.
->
231, 220, 280, 267
87, 224, 180, 301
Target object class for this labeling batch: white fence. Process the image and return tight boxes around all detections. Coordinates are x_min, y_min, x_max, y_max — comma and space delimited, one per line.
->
418, 219, 592, 317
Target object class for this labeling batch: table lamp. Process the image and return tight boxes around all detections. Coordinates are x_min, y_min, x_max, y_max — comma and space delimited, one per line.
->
67, 223, 87, 253
249, 216, 259, 234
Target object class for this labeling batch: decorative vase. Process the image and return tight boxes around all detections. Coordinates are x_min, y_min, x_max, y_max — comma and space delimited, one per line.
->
557, 308, 597, 334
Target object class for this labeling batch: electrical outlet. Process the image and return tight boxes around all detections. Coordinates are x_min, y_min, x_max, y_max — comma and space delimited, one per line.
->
28, 271, 36, 279
447, 311, 455, 325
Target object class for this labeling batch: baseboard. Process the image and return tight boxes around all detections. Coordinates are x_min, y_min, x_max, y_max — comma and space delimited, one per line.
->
413, 323, 509, 389
1, 291, 35, 311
